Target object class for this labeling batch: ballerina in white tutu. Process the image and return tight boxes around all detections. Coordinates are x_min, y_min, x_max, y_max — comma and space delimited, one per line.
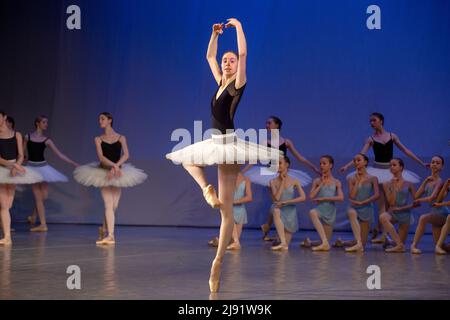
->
74, 112, 147, 245
339, 112, 428, 243
0, 111, 43, 245
166, 19, 280, 293
243, 116, 319, 241
24, 115, 79, 232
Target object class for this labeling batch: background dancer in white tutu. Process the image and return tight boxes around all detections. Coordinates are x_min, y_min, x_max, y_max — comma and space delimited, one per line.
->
24, 115, 79, 232
339, 112, 428, 243
243, 116, 319, 241
74, 112, 147, 245
0, 111, 42, 245
166, 19, 280, 293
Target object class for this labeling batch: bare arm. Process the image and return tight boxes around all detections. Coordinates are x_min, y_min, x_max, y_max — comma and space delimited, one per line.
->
316, 180, 344, 202
414, 177, 430, 199
281, 180, 306, 205
434, 179, 450, 203
285, 139, 320, 175
415, 180, 442, 203
391, 183, 417, 212
383, 182, 396, 208
392, 133, 427, 167
47, 139, 78, 167
95, 137, 117, 168
206, 24, 222, 85
226, 18, 246, 89
357, 177, 380, 206
270, 179, 285, 202
309, 178, 322, 199
339, 137, 372, 173
234, 178, 253, 205
116, 136, 130, 167
15, 132, 25, 165
348, 177, 358, 200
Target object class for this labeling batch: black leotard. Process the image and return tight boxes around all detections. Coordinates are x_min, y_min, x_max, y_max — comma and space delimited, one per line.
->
0, 133, 18, 160
211, 80, 246, 134
371, 133, 393, 163
27, 134, 48, 162
101, 138, 122, 163
268, 142, 287, 155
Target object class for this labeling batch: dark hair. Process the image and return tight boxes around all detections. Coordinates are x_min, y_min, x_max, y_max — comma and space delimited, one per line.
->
99, 112, 114, 127
34, 115, 48, 128
222, 51, 239, 60
283, 155, 291, 166
370, 112, 385, 125
269, 116, 283, 130
357, 153, 369, 166
0, 110, 6, 117
6, 116, 15, 129
432, 155, 444, 165
392, 158, 404, 169
321, 155, 334, 168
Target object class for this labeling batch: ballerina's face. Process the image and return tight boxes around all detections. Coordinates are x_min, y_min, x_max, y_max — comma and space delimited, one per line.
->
265, 118, 279, 130
320, 157, 333, 173
278, 157, 289, 174
353, 154, 368, 170
390, 159, 404, 175
221, 52, 238, 77
99, 115, 112, 129
37, 118, 48, 131
370, 115, 383, 129
430, 156, 443, 173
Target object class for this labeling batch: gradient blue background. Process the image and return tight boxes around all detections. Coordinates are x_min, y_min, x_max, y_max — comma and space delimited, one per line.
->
1, 0, 449, 231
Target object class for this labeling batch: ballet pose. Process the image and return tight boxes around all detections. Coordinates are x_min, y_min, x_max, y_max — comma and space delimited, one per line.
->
166, 19, 281, 292
433, 178, 450, 254
379, 158, 418, 253
243, 116, 318, 241
270, 156, 306, 251
303, 156, 344, 251
335, 154, 380, 252
0, 111, 42, 245
74, 112, 147, 245
410, 156, 448, 254
24, 115, 79, 232
339, 112, 427, 242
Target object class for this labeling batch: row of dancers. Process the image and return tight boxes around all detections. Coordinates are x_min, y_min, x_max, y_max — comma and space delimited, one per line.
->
0, 111, 147, 246
208, 154, 450, 254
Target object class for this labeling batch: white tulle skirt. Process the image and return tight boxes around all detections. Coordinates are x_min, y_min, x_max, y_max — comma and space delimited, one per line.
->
73, 162, 147, 188
346, 163, 420, 183
0, 161, 43, 185
244, 165, 312, 187
26, 161, 68, 183
166, 132, 282, 166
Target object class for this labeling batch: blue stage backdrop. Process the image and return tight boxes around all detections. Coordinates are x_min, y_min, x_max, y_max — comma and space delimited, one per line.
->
1, 0, 449, 232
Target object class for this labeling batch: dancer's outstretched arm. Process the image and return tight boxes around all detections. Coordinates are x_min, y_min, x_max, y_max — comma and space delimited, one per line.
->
392, 133, 428, 167
285, 139, 320, 175
47, 139, 79, 167
206, 23, 223, 85
339, 138, 372, 173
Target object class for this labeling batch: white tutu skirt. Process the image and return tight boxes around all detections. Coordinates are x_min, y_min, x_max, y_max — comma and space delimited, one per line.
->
347, 166, 420, 183
166, 132, 282, 166
0, 164, 43, 185
26, 161, 68, 183
244, 165, 312, 187
73, 162, 147, 188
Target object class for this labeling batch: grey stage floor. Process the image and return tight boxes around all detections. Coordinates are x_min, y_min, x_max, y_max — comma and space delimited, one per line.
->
0, 224, 448, 300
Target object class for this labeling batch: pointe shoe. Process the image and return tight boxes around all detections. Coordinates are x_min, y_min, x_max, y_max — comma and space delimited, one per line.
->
271, 244, 288, 251
202, 185, 221, 209
410, 246, 422, 254
312, 243, 331, 252
0, 238, 12, 246
226, 242, 241, 250
345, 244, 364, 253
30, 225, 48, 232
98, 226, 107, 241
385, 245, 405, 253
209, 259, 221, 293
96, 236, 115, 245
435, 246, 447, 255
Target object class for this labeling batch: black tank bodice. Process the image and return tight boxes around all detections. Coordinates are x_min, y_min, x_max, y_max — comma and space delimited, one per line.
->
268, 142, 287, 155
372, 134, 393, 163
27, 135, 48, 162
211, 80, 246, 134
101, 139, 122, 163
0, 133, 18, 160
